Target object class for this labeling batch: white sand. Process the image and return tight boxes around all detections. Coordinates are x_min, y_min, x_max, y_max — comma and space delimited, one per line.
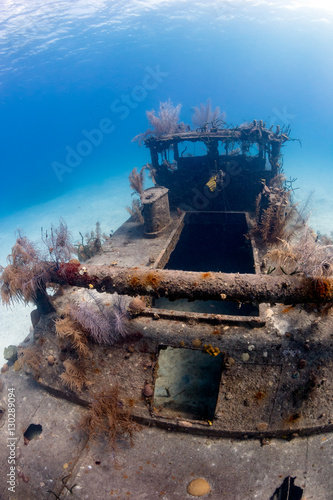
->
297, 186, 333, 237
0, 174, 132, 367
0, 171, 332, 368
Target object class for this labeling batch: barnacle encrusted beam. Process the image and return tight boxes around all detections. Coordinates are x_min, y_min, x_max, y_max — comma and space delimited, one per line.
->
50, 264, 333, 305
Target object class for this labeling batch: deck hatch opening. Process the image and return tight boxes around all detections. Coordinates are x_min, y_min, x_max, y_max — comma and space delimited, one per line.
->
153, 346, 223, 421
23, 423, 43, 444
154, 211, 259, 316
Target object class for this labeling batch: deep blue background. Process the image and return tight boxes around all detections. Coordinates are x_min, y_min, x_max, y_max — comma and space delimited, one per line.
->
0, 1, 332, 216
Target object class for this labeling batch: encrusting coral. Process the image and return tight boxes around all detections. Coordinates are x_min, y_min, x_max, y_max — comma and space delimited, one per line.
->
128, 297, 146, 315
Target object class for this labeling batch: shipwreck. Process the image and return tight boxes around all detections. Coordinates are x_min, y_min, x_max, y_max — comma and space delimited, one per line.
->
1, 101, 333, 498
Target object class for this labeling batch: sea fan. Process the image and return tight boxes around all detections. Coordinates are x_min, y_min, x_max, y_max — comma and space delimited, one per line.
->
65, 293, 130, 345
75, 221, 108, 262
41, 218, 75, 265
126, 198, 144, 224
0, 234, 53, 311
191, 98, 225, 129
132, 99, 184, 144
66, 302, 111, 345
1, 220, 75, 312
110, 294, 130, 339
129, 166, 145, 195
146, 99, 182, 136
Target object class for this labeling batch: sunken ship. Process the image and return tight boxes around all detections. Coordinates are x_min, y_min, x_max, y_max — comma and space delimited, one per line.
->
1, 101, 333, 498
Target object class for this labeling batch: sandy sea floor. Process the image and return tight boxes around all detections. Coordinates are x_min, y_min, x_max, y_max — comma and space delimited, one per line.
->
0, 175, 131, 367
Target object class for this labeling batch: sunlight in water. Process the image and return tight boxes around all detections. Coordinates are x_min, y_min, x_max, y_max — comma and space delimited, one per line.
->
289, 0, 333, 10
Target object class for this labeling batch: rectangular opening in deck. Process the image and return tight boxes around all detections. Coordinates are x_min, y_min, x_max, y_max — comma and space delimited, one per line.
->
153, 346, 223, 421
154, 211, 259, 317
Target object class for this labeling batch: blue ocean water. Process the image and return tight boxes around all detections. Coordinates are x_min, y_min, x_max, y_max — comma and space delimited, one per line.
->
0, 0, 332, 220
